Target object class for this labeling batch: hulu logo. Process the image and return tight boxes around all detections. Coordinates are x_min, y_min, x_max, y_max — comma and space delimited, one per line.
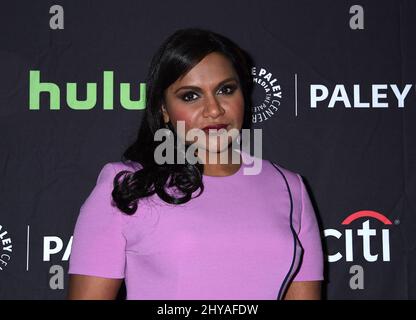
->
29, 70, 146, 110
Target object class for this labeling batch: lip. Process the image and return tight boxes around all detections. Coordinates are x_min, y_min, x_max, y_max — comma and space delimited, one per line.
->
202, 123, 229, 131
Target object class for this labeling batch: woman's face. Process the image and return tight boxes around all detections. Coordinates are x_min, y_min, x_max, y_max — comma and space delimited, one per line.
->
161, 52, 245, 154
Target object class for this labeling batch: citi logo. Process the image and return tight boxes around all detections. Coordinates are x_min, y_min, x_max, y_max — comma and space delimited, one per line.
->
324, 210, 393, 263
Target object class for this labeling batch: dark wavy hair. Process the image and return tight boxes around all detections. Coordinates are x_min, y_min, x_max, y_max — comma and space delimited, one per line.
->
112, 27, 253, 215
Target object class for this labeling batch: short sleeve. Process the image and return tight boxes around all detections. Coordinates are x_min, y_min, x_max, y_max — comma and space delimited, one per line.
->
68, 163, 126, 279
292, 174, 324, 281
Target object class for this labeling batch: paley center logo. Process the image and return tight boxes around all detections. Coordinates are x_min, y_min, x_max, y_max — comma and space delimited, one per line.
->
324, 210, 394, 263
0, 224, 13, 271
251, 66, 283, 123
310, 84, 413, 109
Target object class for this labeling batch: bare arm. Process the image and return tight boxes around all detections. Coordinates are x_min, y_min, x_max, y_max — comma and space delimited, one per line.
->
283, 281, 322, 300
67, 274, 123, 300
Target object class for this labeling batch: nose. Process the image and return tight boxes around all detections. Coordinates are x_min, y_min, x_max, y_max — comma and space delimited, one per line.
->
202, 94, 225, 118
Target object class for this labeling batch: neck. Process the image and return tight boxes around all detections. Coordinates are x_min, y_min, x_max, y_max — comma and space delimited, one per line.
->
197, 148, 242, 177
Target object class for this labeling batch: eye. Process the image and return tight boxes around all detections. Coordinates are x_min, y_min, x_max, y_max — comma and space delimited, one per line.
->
219, 84, 237, 95
181, 91, 199, 102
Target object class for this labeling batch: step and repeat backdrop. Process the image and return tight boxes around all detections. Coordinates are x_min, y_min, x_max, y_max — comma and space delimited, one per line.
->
0, 0, 415, 299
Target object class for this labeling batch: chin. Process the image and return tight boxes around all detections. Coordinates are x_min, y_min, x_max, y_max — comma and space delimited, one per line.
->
199, 137, 235, 154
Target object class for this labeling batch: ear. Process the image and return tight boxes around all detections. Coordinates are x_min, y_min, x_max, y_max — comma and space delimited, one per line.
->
161, 104, 170, 124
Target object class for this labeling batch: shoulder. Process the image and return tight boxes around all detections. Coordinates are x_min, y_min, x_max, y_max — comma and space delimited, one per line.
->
263, 160, 307, 227
85, 160, 144, 213
264, 159, 303, 192
240, 149, 303, 191
240, 150, 304, 200
96, 160, 143, 182
107, 160, 143, 173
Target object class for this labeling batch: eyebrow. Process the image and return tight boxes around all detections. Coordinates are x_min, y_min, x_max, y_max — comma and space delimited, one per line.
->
173, 77, 239, 94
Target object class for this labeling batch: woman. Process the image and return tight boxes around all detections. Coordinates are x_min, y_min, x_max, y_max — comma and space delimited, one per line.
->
67, 28, 324, 300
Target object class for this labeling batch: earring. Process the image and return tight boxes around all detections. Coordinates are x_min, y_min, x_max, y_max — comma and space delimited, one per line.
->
165, 121, 172, 137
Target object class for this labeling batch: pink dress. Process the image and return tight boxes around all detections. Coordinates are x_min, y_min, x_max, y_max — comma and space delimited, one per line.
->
68, 149, 324, 299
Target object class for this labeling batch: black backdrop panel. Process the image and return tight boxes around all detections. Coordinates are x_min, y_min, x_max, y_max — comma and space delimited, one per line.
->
0, 0, 415, 299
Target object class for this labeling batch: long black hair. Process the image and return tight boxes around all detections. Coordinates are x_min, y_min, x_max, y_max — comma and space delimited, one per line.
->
112, 27, 253, 215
